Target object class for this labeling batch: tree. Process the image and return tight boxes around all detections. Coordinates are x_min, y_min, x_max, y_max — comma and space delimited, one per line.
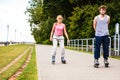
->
68, 5, 99, 39
26, 0, 120, 44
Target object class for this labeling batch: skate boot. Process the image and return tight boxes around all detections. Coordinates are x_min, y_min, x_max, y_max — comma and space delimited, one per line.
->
104, 59, 109, 68
52, 56, 55, 64
61, 57, 66, 64
94, 59, 99, 68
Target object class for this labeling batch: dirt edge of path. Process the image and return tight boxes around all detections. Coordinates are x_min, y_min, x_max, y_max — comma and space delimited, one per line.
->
8, 47, 33, 80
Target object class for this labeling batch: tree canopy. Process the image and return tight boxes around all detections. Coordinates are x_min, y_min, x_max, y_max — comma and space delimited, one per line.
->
26, 0, 120, 44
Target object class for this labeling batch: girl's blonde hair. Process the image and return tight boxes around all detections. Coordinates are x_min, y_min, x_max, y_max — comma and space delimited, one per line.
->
56, 15, 63, 20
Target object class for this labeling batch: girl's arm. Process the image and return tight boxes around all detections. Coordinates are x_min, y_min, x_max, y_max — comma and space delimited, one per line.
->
64, 25, 70, 43
50, 24, 55, 41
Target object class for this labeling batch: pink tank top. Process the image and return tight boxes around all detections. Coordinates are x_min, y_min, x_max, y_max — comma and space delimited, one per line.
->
54, 23, 64, 36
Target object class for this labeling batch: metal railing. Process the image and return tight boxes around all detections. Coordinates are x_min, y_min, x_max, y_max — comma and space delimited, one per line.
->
114, 23, 120, 56
67, 37, 111, 56
114, 37, 120, 56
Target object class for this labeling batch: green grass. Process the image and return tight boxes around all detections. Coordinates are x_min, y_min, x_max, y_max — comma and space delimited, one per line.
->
66, 46, 93, 54
110, 56, 120, 60
0, 45, 31, 80
0, 44, 30, 69
66, 46, 120, 60
16, 46, 38, 80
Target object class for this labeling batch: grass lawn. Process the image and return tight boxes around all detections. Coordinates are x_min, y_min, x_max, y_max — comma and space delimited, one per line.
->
110, 56, 120, 60
0, 44, 30, 69
66, 46, 93, 54
16, 46, 38, 80
0, 47, 31, 80
0, 44, 38, 80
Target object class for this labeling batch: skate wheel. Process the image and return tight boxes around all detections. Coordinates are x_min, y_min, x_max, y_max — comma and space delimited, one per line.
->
94, 64, 99, 68
52, 61, 55, 65
105, 63, 109, 68
105, 64, 109, 68
62, 60, 66, 64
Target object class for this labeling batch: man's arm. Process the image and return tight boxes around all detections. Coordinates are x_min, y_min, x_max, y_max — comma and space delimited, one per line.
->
107, 16, 110, 25
93, 17, 97, 31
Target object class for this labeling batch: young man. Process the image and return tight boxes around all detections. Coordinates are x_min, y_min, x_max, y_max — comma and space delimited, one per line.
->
93, 5, 110, 68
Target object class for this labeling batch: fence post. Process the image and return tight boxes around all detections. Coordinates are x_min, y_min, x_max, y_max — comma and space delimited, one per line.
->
77, 39, 79, 50
114, 36, 116, 55
68, 40, 71, 49
80, 39, 81, 50
109, 37, 111, 56
71, 40, 72, 49
92, 38, 95, 53
81, 40, 83, 51
73, 40, 74, 49
114, 23, 119, 56
86, 39, 88, 52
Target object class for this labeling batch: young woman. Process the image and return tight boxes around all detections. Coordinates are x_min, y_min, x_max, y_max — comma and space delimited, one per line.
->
50, 15, 69, 64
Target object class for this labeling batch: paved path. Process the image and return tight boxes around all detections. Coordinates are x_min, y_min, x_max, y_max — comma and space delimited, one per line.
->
36, 45, 120, 80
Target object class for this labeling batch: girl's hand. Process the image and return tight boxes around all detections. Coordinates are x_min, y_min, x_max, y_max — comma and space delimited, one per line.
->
67, 39, 70, 44
50, 37, 53, 41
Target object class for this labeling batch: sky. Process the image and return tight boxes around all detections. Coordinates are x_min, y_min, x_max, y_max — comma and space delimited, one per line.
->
0, 0, 35, 42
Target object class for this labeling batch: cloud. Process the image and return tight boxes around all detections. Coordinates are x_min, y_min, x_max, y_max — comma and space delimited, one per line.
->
0, 0, 35, 42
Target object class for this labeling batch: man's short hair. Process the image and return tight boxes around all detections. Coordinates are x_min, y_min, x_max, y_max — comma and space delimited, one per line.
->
98, 5, 107, 10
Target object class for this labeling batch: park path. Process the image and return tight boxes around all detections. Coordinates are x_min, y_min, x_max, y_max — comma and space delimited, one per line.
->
36, 45, 120, 80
